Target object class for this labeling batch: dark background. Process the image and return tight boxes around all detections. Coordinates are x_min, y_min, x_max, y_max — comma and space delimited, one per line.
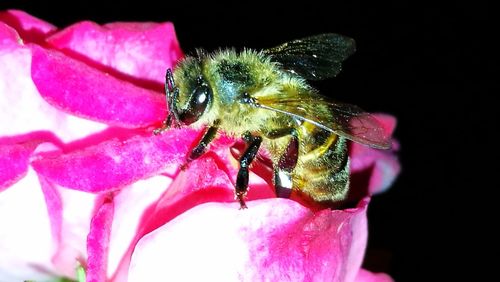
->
2, 1, 495, 281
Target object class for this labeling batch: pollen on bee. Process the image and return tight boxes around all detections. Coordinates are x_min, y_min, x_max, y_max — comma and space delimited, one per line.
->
276, 170, 293, 189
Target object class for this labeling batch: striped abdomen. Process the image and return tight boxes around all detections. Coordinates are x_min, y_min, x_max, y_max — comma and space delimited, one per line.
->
291, 122, 350, 203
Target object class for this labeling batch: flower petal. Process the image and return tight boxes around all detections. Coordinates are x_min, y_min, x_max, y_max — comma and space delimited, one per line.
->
350, 114, 400, 194
106, 176, 171, 280
129, 198, 369, 282
0, 22, 22, 48
0, 9, 56, 44
107, 149, 246, 281
31, 128, 197, 192
49, 183, 97, 278
30, 45, 166, 127
47, 21, 183, 85
0, 169, 56, 281
87, 196, 115, 282
0, 142, 34, 190
354, 269, 394, 282
0, 27, 107, 141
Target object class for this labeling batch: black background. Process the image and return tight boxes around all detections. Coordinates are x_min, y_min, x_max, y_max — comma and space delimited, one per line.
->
1, 1, 495, 281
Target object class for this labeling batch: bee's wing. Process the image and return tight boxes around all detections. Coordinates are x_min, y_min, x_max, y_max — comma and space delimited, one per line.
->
263, 33, 356, 80
256, 95, 391, 149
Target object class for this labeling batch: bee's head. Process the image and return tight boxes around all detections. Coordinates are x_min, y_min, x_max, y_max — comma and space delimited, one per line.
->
165, 50, 266, 128
165, 62, 213, 127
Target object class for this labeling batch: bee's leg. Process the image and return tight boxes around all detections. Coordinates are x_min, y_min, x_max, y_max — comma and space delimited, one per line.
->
153, 114, 173, 135
264, 128, 299, 198
235, 132, 262, 209
181, 121, 220, 170
274, 130, 299, 198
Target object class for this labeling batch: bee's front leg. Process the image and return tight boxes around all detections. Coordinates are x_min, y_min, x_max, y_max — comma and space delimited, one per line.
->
181, 120, 220, 170
235, 132, 262, 209
153, 114, 173, 135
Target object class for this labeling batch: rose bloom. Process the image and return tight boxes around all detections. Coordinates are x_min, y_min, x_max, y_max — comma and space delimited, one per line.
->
0, 10, 400, 282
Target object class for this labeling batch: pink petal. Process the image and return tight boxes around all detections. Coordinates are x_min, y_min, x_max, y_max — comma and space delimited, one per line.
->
0, 169, 57, 281
373, 114, 397, 137
0, 22, 22, 49
139, 153, 274, 237
354, 269, 394, 282
0, 142, 34, 190
0, 10, 56, 44
129, 198, 369, 282
0, 140, 97, 280
49, 183, 97, 278
0, 27, 107, 141
344, 199, 370, 282
87, 195, 115, 282
47, 21, 183, 85
108, 149, 242, 281
64, 133, 237, 281
31, 128, 198, 192
106, 176, 172, 279
38, 175, 63, 245
350, 114, 400, 194
37, 174, 91, 278
30, 45, 167, 127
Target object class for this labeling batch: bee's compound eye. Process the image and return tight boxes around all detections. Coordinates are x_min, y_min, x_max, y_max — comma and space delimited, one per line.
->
179, 84, 212, 125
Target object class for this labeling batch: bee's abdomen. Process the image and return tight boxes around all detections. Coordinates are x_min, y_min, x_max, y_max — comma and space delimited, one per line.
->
293, 131, 350, 203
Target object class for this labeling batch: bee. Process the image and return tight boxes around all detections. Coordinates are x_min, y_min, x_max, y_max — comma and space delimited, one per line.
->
155, 33, 391, 209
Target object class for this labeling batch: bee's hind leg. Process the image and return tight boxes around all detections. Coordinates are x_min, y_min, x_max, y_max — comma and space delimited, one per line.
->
273, 131, 299, 198
264, 128, 299, 198
235, 132, 262, 209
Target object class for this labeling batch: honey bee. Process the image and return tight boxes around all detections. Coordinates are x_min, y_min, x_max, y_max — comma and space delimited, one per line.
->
155, 34, 391, 209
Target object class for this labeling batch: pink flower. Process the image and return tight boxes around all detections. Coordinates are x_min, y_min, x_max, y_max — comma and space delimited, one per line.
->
0, 10, 400, 282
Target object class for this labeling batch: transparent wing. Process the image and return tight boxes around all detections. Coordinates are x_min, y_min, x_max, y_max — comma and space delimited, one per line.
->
256, 94, 391, 149
263, 33, 356, 80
